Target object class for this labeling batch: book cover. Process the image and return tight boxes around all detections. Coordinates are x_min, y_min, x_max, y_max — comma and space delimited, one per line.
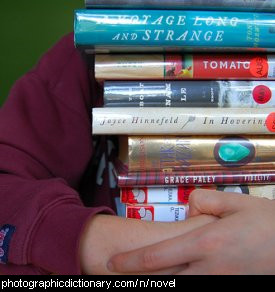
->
103, 80, 275, 107
85, 0, 275, 12
120, 185, 275, 204
92, 108, 275, 135
115, 167, 275, 187
75, 9, 275, 53
95, 53, 275, 80
126, 204, 188, 222
127, 135, 275, 171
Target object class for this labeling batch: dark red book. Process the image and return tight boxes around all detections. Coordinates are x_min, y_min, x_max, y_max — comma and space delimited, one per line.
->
114, 159, 275, 186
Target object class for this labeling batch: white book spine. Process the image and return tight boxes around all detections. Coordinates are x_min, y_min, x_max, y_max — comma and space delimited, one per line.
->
121, 185, 275, 204
126, 204, 189, 222
92, 108, 275, 135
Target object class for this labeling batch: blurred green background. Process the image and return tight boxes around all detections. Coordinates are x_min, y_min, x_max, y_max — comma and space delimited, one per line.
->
0, 0, 84, 105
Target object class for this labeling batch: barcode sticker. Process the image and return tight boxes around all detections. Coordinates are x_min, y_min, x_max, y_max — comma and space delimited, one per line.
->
267, 55, 275, 78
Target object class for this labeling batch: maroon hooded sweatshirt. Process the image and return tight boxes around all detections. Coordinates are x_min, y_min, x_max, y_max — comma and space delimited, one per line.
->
0, 33, 116, 275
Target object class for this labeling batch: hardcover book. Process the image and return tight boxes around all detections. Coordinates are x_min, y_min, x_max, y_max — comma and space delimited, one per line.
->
92, 108, 275, 135
120, 185, 275, 204
103, 80, 275, 107
95, 53, 275, 80
85, 0, 275, 12
114, 167, 275, 187
126, 135, 275, 171
74, 9, 275, 53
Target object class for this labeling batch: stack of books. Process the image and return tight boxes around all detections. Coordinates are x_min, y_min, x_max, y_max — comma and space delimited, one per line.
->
75, 0, 275, 222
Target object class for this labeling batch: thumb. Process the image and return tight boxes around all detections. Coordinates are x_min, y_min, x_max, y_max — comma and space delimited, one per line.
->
188, 189, 250, 218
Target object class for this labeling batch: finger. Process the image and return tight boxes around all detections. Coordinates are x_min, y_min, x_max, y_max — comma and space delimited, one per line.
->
188, 189, 251, 218
108, 220, 210, 273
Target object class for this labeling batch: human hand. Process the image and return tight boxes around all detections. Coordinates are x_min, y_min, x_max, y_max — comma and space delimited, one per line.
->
108, 190, 275, 275
78, 212, 216, 275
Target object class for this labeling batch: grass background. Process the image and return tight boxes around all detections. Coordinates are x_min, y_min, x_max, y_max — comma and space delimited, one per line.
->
0, 0, 84, 105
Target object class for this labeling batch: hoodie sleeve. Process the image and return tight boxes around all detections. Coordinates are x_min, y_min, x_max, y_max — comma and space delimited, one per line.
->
0, 33, 115, 275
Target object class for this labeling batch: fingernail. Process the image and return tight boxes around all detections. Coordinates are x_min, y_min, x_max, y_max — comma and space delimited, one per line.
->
107, 260, 114, 272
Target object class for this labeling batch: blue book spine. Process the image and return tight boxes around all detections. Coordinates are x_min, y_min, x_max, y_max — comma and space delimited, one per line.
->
85, 0, 275, 12
74, 9, 275, 52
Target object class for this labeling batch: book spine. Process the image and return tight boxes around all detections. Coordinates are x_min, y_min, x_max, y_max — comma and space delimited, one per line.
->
85, 0, 275, 12
95, 54, 275, 80
126, 204, 188, 222
116, 169, 275, 187
92, 108, 275, 135
121, 186, 192, 204
104, 80, 275, 107
128, 136, 275, 171
244, 184, 275, 199
75, 10, 275, 51
121, 185, 275, 203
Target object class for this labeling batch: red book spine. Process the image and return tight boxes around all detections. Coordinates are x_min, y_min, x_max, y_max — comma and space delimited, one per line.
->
165, 54, 275, 80
117, 169, 275, 187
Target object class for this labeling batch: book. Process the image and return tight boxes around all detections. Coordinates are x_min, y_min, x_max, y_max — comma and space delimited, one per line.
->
103, 80, 275, 107
125, 135, 275, 171
85, 0, 275, 12
95, 53, 275, 80
74, 9, 275, 53
120, 185, 275, 204
115, 168, 275, 187
92, 108, 275, 135
126, 204, 188, 222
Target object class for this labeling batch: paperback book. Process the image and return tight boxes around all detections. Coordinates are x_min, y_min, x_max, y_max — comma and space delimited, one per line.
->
121, 185, 275, 204
85, 0, 275, 12
92, 108, 275, 135
95, 53, 275, 80
74, 9, 275, 53
103, 80, 275, 107
126, 204, 188, 222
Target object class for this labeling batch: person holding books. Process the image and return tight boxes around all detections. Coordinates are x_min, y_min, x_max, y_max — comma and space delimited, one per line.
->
1, 33, 275, 275
0, 33, 215, 275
